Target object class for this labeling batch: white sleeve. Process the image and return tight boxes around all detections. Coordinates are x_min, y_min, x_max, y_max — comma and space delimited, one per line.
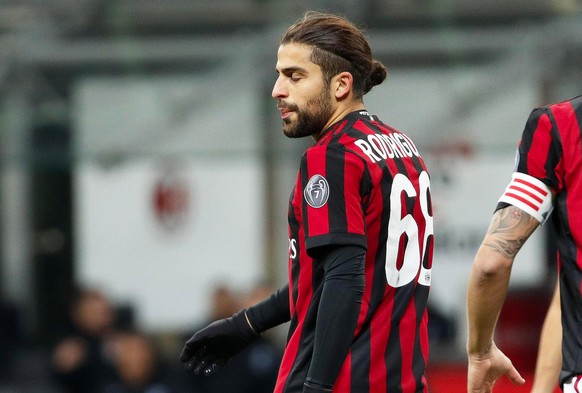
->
498, 172, 554, 224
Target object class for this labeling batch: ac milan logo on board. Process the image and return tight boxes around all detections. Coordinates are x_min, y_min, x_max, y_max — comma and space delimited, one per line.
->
152, 170, 189, 231
303, 174, 329, 208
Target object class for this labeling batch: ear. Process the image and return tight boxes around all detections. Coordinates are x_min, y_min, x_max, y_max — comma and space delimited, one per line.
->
332, 71, 353, 100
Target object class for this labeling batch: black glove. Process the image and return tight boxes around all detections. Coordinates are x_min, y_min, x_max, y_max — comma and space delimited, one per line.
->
179, 310, 259, 376
303, 381, 333, 393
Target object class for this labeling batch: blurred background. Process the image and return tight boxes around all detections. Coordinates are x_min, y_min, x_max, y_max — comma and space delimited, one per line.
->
0, 0, 581, 392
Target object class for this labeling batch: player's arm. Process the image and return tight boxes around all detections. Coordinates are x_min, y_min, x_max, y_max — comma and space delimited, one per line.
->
467, 205, 540, 354
466, 205, 539, 390
180, 284, 290, 375
303, 245, 365, 393
531, 279, 561, 393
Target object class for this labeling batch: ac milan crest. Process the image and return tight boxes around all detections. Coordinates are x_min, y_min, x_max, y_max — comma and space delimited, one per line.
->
152, 167, 190, 231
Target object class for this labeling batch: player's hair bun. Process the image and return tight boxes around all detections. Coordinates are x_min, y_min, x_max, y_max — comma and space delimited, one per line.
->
364, 60, 388, 94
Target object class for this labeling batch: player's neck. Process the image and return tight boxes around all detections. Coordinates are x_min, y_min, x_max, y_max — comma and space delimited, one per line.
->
313, 101, 365, 141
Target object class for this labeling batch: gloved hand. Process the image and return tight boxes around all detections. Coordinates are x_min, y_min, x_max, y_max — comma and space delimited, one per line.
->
303, 381, 333, 393
179, 310, 259, 376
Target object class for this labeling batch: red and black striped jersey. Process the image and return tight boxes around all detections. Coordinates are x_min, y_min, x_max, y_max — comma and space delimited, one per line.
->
499, 95, 582, 384
275, 110, 433, 393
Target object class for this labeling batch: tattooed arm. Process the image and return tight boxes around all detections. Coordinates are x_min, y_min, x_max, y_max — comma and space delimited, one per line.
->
482, 206, 539, 259
466, 205, 539, 392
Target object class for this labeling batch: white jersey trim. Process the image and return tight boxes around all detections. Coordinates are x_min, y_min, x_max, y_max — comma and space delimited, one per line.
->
498, 172, 554, 224
563, 375, 582, 393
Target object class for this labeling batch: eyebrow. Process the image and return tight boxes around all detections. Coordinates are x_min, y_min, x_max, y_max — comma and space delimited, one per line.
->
277, 66, 308, 75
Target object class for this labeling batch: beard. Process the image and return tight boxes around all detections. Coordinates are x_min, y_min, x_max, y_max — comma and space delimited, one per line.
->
280, 89, 333, 139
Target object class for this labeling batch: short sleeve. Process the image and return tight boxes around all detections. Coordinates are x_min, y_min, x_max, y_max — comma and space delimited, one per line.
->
515, 108, 563, 193
301, 145, 368, 251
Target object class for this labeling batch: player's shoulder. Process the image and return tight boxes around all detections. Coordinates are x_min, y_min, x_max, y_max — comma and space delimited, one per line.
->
551, 95, 582, 114
534, 94, 582, 115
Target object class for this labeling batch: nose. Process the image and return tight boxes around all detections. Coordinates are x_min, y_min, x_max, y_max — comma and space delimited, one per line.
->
272, 77, 287, 100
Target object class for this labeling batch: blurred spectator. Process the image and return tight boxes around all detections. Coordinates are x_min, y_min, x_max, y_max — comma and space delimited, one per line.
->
50, 287, 120, 393
103, 331, 176, 393
0, 298, 22, 384
208, 282, 242, 320
426, 302, 456, 344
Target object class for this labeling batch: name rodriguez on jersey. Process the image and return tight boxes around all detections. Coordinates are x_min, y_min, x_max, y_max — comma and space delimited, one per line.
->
354, 131, 420, 163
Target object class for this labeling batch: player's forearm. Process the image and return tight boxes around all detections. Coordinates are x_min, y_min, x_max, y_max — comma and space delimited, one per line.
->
466, 244, 513, 356
467, 207, 538, 356
306, 245, 365, 389
246, 284, 290, 333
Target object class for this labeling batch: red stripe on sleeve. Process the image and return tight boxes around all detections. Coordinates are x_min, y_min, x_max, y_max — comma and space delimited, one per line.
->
306, 147, 330, 237
513, 178, 548, 197
508, 184, 544, 204
504, 192, 539, 211
526, 113, 553, 179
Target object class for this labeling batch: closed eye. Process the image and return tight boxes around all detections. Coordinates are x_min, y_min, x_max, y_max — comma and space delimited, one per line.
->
290, 73, 302, 82
277, 66, 307, 82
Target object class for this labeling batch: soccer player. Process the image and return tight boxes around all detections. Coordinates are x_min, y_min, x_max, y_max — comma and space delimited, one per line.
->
180, 11, 434, 393
466, 95, 582, 393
